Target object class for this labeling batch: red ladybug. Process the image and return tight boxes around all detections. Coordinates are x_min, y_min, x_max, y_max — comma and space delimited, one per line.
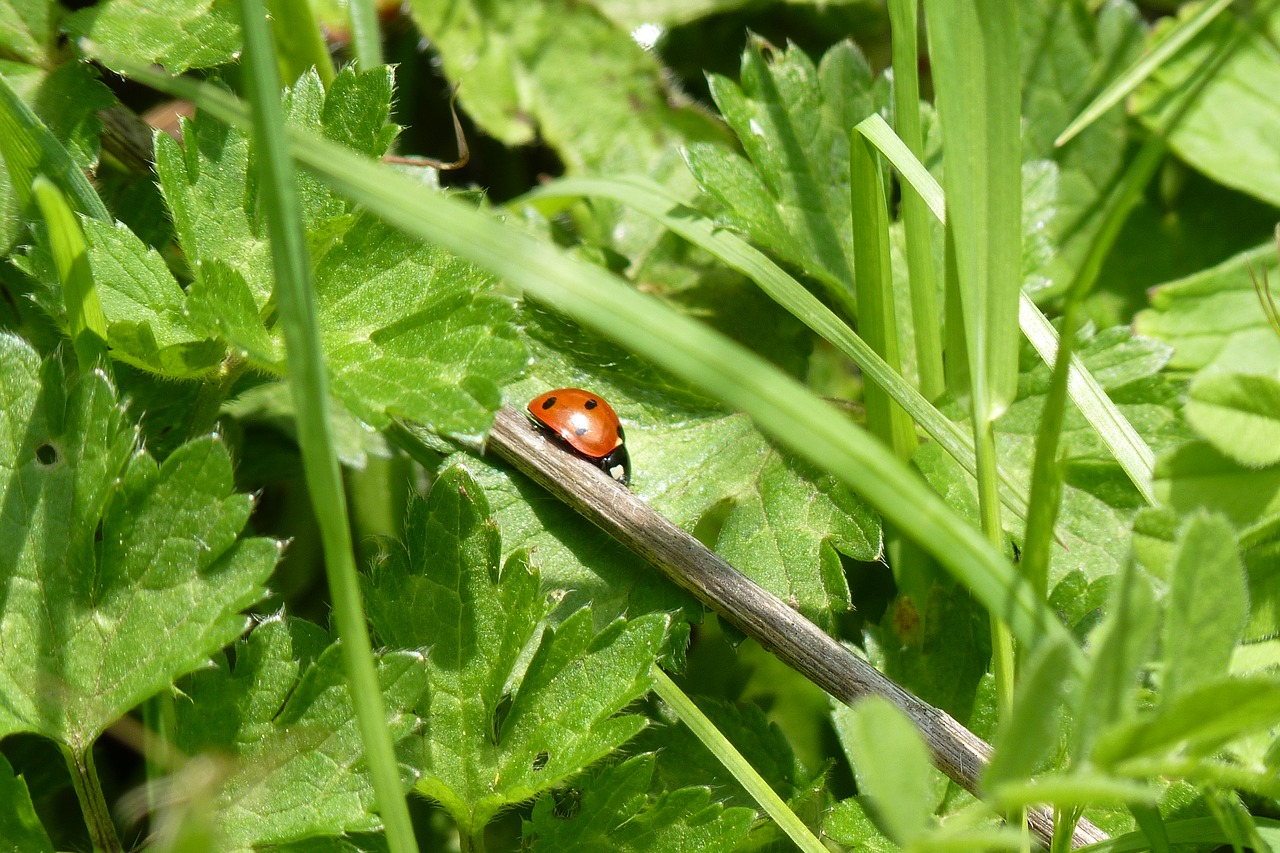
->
527, 388, 631, 486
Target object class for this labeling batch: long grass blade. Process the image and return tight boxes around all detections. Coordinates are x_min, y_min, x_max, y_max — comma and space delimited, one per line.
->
234, 4, 419, 851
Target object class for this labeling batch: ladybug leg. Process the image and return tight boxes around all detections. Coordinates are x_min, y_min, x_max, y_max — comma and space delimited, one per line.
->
599, 445, 631, 487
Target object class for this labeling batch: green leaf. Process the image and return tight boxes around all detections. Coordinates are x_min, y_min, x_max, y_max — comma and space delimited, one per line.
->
1094, 676, 1280, 765
1134, 242, 1280, 375
30, 176, 108, 371
924, 0, 1022, 414
1131, 6, 1280, 208
1162, 513, 1246, 703
185, 260, 283, 367
839, 696, 935, 845
525, 754, 754, 853
506, 311, 878, 631
631, 695, 806, 815
0, 335, 277, 752
175, 616, 426, 850
983, 637, 1074, 789
1153, 441, 1280, 533
315, 210, 527, 434
0, 0, 55, 65
1186, 372, 1280, 468
822, 798, 897, 852
455, 451, 698, 631
0, 65, 110, 236
686, 40, 880, 309
363, 465, 668, 838
651, 412, 877, 631
0, 754, 54, 853
66, 0, 241, 74
1074, 565, 1158, 763
151, 67, 526, 429
81, 216, 224, 377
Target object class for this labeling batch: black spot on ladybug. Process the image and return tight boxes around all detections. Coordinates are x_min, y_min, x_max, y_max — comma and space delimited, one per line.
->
540, 397, 557, 410
574, 426, 588, 436
584, 399, 597, 409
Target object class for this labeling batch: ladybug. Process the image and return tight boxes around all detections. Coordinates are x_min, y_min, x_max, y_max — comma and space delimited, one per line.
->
527, 389, 631, 486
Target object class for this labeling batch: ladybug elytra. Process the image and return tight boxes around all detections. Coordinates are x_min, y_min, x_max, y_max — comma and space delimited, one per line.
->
527, 388, 631, 486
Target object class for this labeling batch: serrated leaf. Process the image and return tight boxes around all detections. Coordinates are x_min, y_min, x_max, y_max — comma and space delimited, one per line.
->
0, 335, 277, 753
686, 40, 880, 306
1186, 372, 1280, 467
0, 754, 54, 853
363, 464, 668, 837
185, 259, 283, 367
66, 0, 241, 74
152, 67, 525, 431
315, 211, 527, 434
460, 452, 699, 631
81, 216, 224, 377
1162, 513, 1246, 703
525, 753, 754, 853
175, 616, 426, 851
822, 797, 896, 852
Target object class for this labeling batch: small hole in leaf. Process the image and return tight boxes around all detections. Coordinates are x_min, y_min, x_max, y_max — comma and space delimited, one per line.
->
35, 443, 58, 465
532, 751, 549, 772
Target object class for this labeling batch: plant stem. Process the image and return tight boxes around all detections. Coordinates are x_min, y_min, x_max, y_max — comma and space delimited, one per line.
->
62, 742, 122, 853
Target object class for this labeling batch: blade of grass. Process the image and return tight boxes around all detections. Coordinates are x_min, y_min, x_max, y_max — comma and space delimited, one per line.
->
922, 0, 1023, 737
93, 52, 1082, 663
855, 116, 1158, 504
523, 175, 1034, 524
265, 0, 336, 86
652, 669, 826, 853
234, 4, 418, 852
1054, 0, 1233, 147
875, 0, 946, 401
30, 176, 109, 371
347, 0, 384, 71
850, 133, 916, 457
0, 72, 110, 222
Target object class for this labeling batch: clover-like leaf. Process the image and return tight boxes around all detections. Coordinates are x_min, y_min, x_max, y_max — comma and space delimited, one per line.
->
363, 464, 668, 839
0, 334, 277, 756
174, 615, 427, 851
525, 753, 754, 853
